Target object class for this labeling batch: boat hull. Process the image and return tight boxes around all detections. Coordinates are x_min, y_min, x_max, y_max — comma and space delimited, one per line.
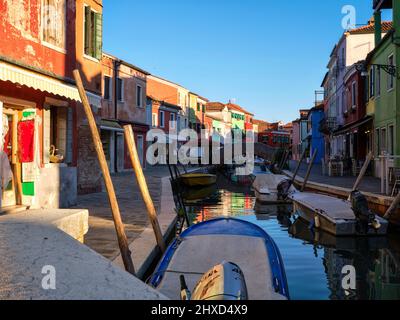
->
180, 174, 217, 187
290, 193, 389, 236
149, 218, 290, 300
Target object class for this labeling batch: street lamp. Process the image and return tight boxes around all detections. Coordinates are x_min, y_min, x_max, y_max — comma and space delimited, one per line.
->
355, 62, 398, 78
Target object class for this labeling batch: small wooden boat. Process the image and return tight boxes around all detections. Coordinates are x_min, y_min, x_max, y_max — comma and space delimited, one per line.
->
180, 173, 217, 187
288, 191, 388, 236
149, 218, 290, 300
252, 173, 295, 204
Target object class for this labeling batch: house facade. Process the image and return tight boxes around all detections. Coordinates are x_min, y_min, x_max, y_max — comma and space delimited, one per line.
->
100, 53, 149, 172
307, 105, 325, 164
322, 20, 390, 162
367, 0, 400, 175
0, 0, 103, 209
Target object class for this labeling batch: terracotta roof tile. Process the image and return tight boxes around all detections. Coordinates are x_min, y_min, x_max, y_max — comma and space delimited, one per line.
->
348, 21, 393, 34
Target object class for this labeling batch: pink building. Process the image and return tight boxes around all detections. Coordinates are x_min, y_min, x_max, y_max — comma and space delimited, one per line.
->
292, 119, 301, 161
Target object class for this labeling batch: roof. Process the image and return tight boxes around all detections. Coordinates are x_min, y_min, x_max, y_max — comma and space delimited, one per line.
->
102, 52, 151, 75
206, 102, 226, 112
347, 21, 393, 34
226, 103, 254, 116
147, 95, 181, 110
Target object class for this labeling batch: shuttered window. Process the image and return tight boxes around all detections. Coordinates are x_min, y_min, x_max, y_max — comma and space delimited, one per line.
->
84, 6, 102, 59
42, 0, 66, 49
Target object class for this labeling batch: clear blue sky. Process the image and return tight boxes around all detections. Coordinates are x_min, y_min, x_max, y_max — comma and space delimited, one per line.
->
103, 0, 392, 123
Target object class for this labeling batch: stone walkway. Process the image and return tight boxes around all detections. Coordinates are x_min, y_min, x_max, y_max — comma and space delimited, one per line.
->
74, 166, 171, 260
288, 160, 383, 194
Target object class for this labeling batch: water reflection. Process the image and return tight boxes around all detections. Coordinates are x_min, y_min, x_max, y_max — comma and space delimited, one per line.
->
184, 174, 400, 300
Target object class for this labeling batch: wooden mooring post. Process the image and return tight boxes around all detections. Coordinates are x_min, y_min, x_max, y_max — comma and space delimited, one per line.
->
348, 152, 373, 200
124, 125, 166, 253
301, 149, 317, 192
291, 148, 307, 185
73, 70, 135, 276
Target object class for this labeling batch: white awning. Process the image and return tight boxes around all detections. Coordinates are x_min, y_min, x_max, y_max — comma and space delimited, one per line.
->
0, 61, 101, 108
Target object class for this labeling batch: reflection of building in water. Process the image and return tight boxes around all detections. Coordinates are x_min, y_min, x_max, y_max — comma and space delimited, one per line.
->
323, 248, 354, 300
368, 249, 400, 300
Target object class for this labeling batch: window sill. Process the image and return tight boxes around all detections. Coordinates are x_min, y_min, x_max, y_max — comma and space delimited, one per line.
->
84, 54, 100, 63
42, 41, 67, 54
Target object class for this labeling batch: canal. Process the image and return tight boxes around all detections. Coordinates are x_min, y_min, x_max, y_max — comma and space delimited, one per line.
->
183, 173, 400, 300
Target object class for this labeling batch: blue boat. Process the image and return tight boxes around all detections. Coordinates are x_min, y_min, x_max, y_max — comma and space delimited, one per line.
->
149, 218, 290, 300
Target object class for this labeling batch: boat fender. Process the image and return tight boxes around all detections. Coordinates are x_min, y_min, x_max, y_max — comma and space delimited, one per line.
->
314, 215, 321, 229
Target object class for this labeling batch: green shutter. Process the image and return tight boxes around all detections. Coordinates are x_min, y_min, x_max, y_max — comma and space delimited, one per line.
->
94, 12, 103, 60
84, 6, 91, 55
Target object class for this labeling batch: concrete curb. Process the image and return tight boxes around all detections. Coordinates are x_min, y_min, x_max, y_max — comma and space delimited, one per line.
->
112, 176, 177, 279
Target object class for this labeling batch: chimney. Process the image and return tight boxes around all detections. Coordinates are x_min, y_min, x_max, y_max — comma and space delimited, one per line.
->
374, 10, 382, 47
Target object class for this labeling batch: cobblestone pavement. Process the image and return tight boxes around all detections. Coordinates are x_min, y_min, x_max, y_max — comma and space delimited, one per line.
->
288, 160, 383, 194
74, 166, 171, 260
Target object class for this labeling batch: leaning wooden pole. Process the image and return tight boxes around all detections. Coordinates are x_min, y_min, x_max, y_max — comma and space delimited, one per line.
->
124, 125, 166, 253
301, 149, 317, 192
384, 192, 400, 220
348, 152, 373, 200
291, 148, 307, 185
73, 70, 135, 275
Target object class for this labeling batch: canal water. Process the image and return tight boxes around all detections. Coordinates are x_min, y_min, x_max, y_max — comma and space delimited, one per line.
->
183, 173, 400, 300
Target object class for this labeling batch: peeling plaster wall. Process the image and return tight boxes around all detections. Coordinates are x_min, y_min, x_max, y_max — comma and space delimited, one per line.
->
100, 55, 147, 124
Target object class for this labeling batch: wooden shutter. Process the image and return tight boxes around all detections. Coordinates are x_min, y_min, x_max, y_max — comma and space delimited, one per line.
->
84, 6, 91, 55
94, 12, 103, 60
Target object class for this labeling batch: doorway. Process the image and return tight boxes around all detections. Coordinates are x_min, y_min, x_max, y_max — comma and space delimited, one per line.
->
1, 107, 21, 208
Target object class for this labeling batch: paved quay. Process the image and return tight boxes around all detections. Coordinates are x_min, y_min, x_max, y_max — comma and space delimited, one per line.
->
74, 165, 172, 261
288, 160, 383, 194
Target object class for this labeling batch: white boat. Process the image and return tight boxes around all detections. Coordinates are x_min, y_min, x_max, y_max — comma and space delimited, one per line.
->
252, 173, 296, 204
288, 191, 389, 236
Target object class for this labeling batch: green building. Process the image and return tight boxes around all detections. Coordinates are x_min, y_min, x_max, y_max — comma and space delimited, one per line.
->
366, 0, 400, 173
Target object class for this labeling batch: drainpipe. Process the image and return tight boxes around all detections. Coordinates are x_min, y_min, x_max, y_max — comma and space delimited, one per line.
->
113, 59, 122, 173
374, 10, 382, 47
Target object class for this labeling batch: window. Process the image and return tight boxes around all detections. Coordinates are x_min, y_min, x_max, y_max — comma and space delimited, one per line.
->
369, 67, 375, 98
103, 76, 111, 100
42, 0, 66, 49
351, 81, 357, 108
160, 111, 165, 128
117, 78, 123, 102
388, 55, 395, 90
152, 113, 158, 127
202, 105, 206, 113
389, 125, 395, 155
376, 67, 381, 97
170, 113, 176, 129
84, 5, 102, 59
197, 103, 201, 112
136, 85, 142, 107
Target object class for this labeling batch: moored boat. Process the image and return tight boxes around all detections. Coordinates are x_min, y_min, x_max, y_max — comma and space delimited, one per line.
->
252, 173, 295, 204
288, 191, 388, 236
180, 173, 217, 187
149, 218, 290, 300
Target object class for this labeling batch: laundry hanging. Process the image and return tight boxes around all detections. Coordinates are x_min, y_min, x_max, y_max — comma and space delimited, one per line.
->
18, 119, 35, 163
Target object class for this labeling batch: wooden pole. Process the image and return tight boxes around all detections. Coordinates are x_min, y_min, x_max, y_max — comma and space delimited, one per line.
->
301, 149, 317, 192
124, 125, 166, 253
73, 70, 135, 275
279, 149, 289, 172
348, 152, 373, 200
291, 147, 307, 185
384, 191, 400, 220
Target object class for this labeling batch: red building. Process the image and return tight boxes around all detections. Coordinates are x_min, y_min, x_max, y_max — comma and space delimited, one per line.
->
0, 0, 103, 209
336, 61, 372, 166
258, 131, 291, 149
